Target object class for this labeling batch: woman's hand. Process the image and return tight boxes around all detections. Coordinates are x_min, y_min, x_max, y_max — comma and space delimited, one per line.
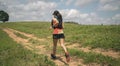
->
49, 26, 52, 30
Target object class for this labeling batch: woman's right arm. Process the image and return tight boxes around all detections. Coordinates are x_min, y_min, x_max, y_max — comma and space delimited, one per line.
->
52, 18, 59, 28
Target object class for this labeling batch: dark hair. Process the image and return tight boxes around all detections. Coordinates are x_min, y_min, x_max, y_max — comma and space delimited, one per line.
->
53, 10, 59, 16
53, 10, 62, 22
52, 10, 63, 29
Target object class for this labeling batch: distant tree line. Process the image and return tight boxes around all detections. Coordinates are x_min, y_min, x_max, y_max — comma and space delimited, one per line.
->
0, 10, 9, 23
65, 21, 79, 24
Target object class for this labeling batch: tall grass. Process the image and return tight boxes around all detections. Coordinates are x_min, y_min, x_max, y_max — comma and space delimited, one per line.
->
0, 29, 55, 66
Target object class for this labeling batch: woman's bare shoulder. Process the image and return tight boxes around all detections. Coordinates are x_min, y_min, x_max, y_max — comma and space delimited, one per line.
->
52, 18, 58, 23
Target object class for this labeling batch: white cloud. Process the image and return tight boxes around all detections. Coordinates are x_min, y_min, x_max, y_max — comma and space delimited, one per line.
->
0, 0, 119, 25
66, 0, 73, 5
0, 2, 6, 11
100, 0, 113, 4
66, 9, 80, 18
75, 0, 96, 6
79, 13, 104, 25
1, 0, 57, 21
98, 0, 120, 11
79, 12, 120, 25
112, 14, 120, 20
99, 4, 119, 11
59, 9, 120, 25
80, 14, 89, 19
112, 14, 120, 24
60, 9, 80, 22
21, 1, 57, 11
60, 9, 99, 24
66, 0, 96, 6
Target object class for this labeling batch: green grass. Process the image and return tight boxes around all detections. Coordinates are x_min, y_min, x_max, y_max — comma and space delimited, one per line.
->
69, 49, 120, 66
0, 22, 120, 65
0, 29, 56, 66
64, 24, 120, 51
0, 22, 52, 38
0, 22, 119, 51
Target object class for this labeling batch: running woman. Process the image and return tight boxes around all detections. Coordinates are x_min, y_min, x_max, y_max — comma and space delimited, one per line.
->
50, 10, 70, 62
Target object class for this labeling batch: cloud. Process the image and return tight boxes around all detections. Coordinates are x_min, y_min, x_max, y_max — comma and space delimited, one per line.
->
1, 0, 57, 21
60, 9, 101, 24
79, 13, 104, 25
100, 0, 113, 4
112, 14, 120, 20
0, 1, 9, 12
80, 13, 120, 25
75, 0, 96, 6
80, 14, 89, 19
99, 4, 119, 11
98, 0, 120, 11
22, 1, 56, 11
66, 0, 73, 5
65, 0, 97, 6
59, 9, 120, 25
60, 9, 80, 23
0, 0, 119, 25
112, 14, 120, 24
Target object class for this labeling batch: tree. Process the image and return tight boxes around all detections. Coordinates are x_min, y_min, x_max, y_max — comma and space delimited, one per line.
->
0, 10, 9, 23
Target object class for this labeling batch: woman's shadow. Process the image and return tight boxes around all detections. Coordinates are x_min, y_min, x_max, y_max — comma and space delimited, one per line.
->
51, 56, 69, 66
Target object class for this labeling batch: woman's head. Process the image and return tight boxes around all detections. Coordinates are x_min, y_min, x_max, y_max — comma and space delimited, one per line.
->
52, 10, 63, 28
53, 10, 59, 16
52, 10, 62, 22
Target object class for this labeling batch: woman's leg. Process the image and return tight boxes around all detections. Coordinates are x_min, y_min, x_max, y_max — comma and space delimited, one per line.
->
59, 38, 67, 53
59, 38, 70, 62
52, 39, 58, 56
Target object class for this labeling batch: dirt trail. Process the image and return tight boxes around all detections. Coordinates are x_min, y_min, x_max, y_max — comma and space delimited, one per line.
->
7, 28, 45, 41
67, 43, 120, 59
3, 28, 86, 66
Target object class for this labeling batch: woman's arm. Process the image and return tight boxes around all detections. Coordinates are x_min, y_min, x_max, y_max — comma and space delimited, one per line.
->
52, 18, 59, 28
50, 20, 53, 29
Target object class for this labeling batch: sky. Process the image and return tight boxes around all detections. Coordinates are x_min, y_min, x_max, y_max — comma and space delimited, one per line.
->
0, 0, 120, 25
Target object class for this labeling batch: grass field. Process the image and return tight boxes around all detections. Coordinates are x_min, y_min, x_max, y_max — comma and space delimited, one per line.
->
0, 22, 120, 66
0, 27, 55, 66
1, 22, 120, 51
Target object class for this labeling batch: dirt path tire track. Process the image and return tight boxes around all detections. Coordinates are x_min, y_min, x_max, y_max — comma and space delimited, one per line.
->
7, 28, 45, 41
3, 28, 34, 50
3, 28, 87, 66
67, 43, 120, 59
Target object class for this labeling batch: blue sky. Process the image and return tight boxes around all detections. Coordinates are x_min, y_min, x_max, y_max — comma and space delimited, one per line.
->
0, 0, 120, 25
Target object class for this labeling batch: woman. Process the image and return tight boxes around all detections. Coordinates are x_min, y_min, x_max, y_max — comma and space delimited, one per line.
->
50, 10, 70, 62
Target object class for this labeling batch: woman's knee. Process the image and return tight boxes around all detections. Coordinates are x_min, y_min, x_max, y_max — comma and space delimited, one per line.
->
60, 43, 65, 47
